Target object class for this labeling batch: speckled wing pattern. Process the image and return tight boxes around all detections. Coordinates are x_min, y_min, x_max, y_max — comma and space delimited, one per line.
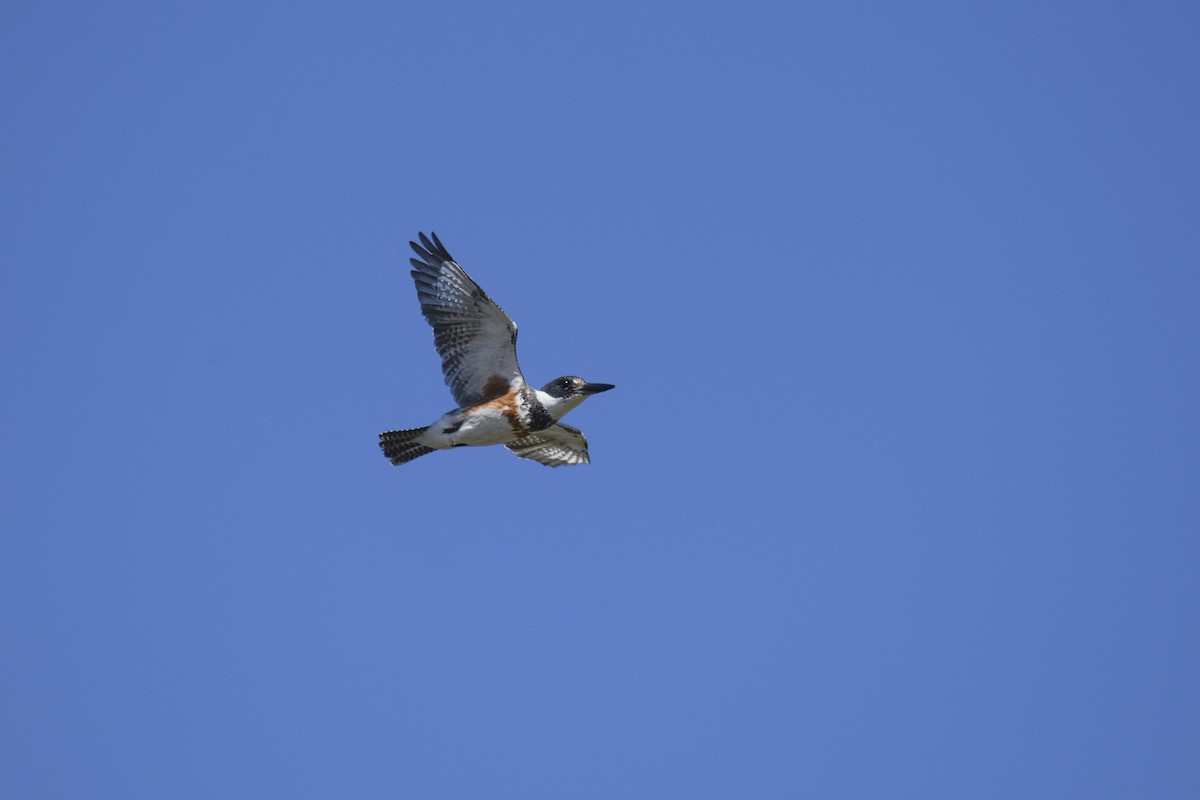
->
409, 232, 524, 407
505, 422, 591, 467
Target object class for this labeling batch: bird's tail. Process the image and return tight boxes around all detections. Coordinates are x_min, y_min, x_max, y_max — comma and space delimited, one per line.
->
379, 427, 436, 465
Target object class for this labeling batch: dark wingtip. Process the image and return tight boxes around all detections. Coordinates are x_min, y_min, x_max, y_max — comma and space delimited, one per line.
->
410, 231, 452, 263
411, 231, 454, 262
409, 238, 430, 261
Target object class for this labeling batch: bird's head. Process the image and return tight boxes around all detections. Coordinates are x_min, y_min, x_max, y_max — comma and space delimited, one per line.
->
536, 376, 615, 419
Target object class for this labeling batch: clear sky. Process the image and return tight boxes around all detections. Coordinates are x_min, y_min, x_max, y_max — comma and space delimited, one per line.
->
3, 2, 1198, 797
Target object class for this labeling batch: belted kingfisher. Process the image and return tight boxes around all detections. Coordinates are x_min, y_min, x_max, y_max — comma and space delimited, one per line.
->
379, 232, 614, 467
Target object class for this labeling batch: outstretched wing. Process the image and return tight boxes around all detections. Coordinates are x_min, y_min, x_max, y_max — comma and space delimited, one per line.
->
505, 422, 592, 467
409, 232, 524, 408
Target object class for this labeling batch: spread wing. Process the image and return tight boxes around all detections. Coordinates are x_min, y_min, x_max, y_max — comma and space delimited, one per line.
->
409, 232, 524, 408
505, 422, 592, 467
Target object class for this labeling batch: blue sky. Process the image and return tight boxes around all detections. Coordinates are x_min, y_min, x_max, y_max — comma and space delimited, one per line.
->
3, 1, 1198, 797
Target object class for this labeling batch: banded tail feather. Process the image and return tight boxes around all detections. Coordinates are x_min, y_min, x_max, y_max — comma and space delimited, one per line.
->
379, 427, 436, 465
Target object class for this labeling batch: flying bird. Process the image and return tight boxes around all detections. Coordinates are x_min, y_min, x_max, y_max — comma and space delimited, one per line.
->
379, 232, 614, 467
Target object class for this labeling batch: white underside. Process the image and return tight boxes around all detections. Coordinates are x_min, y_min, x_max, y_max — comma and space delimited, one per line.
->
417, 406, 520, 449
416, 391, 592, 450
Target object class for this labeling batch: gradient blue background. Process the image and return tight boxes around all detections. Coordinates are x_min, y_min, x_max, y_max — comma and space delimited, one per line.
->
3, 2, 1198, 797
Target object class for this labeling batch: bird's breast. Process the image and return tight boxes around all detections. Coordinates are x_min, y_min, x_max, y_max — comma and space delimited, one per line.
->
452, 391, 530, 445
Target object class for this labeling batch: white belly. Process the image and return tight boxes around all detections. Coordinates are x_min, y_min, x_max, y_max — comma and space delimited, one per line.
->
417, 406, 520, 449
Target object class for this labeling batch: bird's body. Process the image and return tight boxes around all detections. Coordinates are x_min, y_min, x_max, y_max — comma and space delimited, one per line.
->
380, 232, 613, 467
